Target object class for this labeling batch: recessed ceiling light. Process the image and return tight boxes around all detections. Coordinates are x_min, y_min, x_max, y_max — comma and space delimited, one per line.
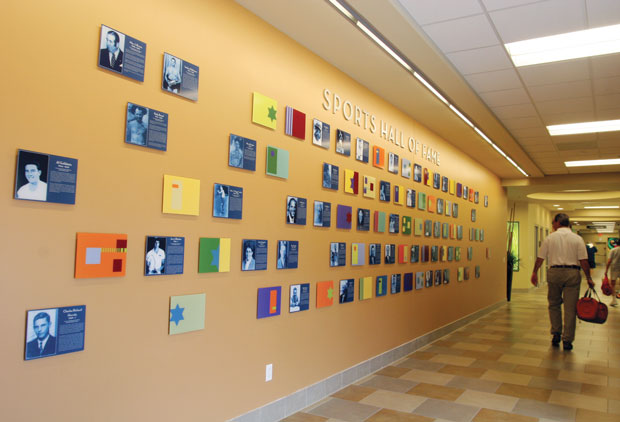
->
557, 208, 564, 210
548, 119, 620, 136
583, 206, 619, 209
564, 158, 620, 167
560, 189, 592, 192
505, 23, 620, 67
553, 204, 560, 207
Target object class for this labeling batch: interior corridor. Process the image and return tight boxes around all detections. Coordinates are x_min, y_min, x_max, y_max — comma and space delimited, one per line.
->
283, 267, 620, 422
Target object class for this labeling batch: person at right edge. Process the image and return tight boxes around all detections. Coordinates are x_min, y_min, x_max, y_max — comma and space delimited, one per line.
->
531, 213, 594, 351
604, 240, 620, 307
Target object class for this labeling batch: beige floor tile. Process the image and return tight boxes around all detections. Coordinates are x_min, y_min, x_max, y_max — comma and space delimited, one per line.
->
558, 369, 608, 386
498, 354, 543, 367
429, 354, 476, 367
581, 383, 620, 400
331, 385, 375, 401
470, 333, 505, 340
472, 408, 538, 422
512, 364, 559, 379
359, 390, 427, 413
548, 390, 608, 412
609, 398, 620, 415
376, 366, 412, 379
495, 383, 552, 402
407, 382, 465, 401
481, 370, 532, 386
359, 375, 417, 393
452, 342, 492, 352
511, 342, 550, 352
365, 408, 434, 422
576, 408, 620, 422
438, 364, 487, 378
307, 398, 380, 422
399, 368, 454, 386
455, 389, 519, 412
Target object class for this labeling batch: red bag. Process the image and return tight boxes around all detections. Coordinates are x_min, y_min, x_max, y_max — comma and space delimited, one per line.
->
602, 276, 613, 296
577, 288, 608, 324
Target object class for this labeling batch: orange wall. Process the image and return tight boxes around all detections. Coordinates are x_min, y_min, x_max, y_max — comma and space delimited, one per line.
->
0, 0, 507, 420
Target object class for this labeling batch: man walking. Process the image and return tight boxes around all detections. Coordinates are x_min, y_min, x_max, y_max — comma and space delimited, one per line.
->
531, 213, 594, 351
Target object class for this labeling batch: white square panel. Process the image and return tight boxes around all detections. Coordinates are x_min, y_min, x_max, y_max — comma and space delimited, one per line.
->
489, 0, 586, 43
482, 0, 547, 11
517, 136, 552, 145
586, 0, 620, 27
593, 76, 620, 95
447, 45, 513, 74
510, 126, 549, 138
422, 14, 499, 53
397, 0, 483, 25
536, 97, 594, 116
479, 87, 530, 107
523, 144, 557, 152
465, 68, 522, 93
502, 116, 545, 130
517, 59, 591, 86
542, 111, 596, 125
598, 130, 620, 140
591, 54, 620, 78
528, 79, 593, 102
595, 93, 620, 110
551, 133, 598, 143
491, 103, 538, 119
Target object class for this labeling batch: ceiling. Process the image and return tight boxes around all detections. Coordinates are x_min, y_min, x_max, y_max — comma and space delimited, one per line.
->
235, 0, 620, 227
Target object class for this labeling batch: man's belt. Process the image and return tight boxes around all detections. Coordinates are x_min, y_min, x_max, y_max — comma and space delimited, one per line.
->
550, 265, 580, 269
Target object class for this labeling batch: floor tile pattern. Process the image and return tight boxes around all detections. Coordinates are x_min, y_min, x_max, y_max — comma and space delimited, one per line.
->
282, 271, 620, 422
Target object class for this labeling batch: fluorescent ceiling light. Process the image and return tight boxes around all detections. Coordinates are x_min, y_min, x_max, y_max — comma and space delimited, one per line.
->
564, 158, 620, 167
448, 105, 473, 127
505, 24, 620, 67
561, 189, 592, 192
553, 204, 560, 206
413, 71, 448, 104
548, 119, 620, 136
356, 21, 412, 72
557, 208, 564, 210
327, 0, 354, 21
583, 205, 619, 209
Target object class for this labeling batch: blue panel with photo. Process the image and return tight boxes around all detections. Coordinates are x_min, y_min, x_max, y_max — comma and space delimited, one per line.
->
229, 134, 256, 171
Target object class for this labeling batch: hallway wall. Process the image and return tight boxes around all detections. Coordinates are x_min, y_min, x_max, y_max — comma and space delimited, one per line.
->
0, 0, 507, 420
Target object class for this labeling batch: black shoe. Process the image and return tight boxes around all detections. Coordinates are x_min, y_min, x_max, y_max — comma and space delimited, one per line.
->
563, 341, 573, 351
552, 334, 561, 347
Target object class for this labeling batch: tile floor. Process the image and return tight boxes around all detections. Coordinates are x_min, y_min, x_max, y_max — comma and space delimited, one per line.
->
282, 268, 620, 422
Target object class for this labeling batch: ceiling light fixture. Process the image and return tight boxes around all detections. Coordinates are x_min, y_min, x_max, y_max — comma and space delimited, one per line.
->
548, 119, 620, 136
564, 158, 620, 167
583, 206, 620, 209
326, 0, 528, 177
505, 23, 620, 67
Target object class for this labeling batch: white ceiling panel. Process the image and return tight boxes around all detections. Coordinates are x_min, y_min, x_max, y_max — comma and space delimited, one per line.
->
489, 0, 586, 43
598, 131, 620, 140
502, 116, 545, 130
446, 45, 513, 74
591, 55, 620, 78
491, 103, 538, 119
517, 136, 552, 145
482, 0, 547, 12
510, 126, 550, 138
479, 87, 530, 107
396, 0, 483, 26
595, 93, 620, 110
524, 144, 557, 152
542, 111, 597, 125
517, 59, 591, 86
422, 14, 498, 53
593, 76, 620, 95
536, 97, 594, 116
551, 133, 598, 143
528, 79, 593, 102
465, 68, 522, 93
586, 0, 620, 27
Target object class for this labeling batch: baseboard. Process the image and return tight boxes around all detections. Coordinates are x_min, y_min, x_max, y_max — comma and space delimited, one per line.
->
229, 299, 506, 422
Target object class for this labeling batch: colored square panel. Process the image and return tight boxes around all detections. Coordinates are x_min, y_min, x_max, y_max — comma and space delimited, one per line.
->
112, 259, 123, 272
85, 248, 101, 265
116, 239, 127, 249
169, 293, 206, 335
162, 174, 201, 216
75, 233, 127, 278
